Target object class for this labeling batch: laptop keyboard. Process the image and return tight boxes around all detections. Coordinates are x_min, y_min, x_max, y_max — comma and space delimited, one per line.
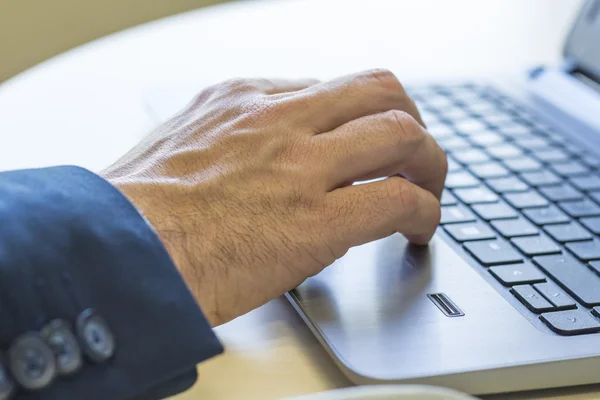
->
408, 83, 600, 336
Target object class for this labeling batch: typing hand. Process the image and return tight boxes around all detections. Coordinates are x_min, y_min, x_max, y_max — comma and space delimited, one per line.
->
101, 69, 447, 325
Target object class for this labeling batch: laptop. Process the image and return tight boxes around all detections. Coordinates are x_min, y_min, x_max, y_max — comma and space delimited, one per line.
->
144, 1, 600, 395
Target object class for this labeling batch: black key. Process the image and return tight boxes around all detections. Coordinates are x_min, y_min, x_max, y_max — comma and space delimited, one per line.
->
534, 282, 577, 309
523, 206, 570, 225
491, 218, 539, 237
544, 222, 593, 243
551, 161, 590, 177
511, 235, 561, 257
569, 176, 600, 191
486, 176, 528, 193
566, 239, 600, 261
534, 253, 600, 306
445, 171, 479, 189
581, 217, 600, 234
444, 222, 496, 242
590, 261, 600, 275
559, 199, 600, 218
519, 171, 562, 187
439, 136, 471, 151
440, 205, 477, 224
441, 190, 457, 206
486, 144, 523, 159
453, 187, 498, 204
539, 184, 583, 202
464, 240, 523, 266
581, 154, 600, 169
541, 309, 600, 335
489, 263, 545, 286
471, 202, 518, 220
454, 119, 487, 135
502, 157, 542, 172
468, 162, 510, 179
514, 136, 551, 150
590, 191, 600, 204
453, 149, 491, 165
447, 156, 462, 172
511, 285, 554, 313
533, 148, 570, 163
499, 125, 534, 137
469, 132, 505, 146
504, 191, 549, 209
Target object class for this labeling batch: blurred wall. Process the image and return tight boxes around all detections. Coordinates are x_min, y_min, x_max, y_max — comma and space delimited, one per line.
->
0, 0, 229, 82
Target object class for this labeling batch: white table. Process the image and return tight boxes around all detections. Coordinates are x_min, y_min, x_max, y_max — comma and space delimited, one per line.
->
1, 0, 598, 399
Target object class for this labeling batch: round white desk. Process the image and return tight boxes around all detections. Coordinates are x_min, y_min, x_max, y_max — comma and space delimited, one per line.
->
1, 0, 598, 399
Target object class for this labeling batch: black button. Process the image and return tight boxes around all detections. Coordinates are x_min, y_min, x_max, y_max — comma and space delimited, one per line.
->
76, 309, 116, 363
8, 333, 57, 390
540, 309, 600, 336
0, 356, 15, 400
41, 320, 83, 376
511, 285, 555, 313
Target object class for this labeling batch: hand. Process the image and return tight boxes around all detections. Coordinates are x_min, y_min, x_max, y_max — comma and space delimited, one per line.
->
101, 69, 447, 326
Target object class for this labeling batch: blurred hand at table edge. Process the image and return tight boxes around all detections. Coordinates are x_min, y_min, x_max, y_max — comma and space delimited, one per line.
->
101, 69, 448, 326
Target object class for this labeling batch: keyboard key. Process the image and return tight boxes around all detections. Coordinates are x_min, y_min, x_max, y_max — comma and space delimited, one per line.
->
502, 157, 542, 172
534, 253, 600, 306
453, 149, 490, 165
445, 171, 479, 189
559, 199, 600, 218
442, 106, 471, 121
499, 125, 534, 137
511, 235, 561, 257
485, 112, 517, 127
566, 240, 600, 261
454, 119, 487, 135
440, 205, 477, 224
533, 148, 570, 163
589, 261, 600, 275
504, 191, 549, 209
511, 285, 554, 313
469, 132, 505, 146
543, 222, 593, 243
569, 176, 600, 191
491, 218, 539, 237
523, 206, 570, 225
471, 202, 518, 220
534, 282, 577, 309
439, 136, 471, 151
539, 184, 583, 202
589, 191, 600, 204
581, 154, 600, 169
444, 222, 496, 242
453, 187, 498, 204
551, 161, 590, 177
441, 190, 457, 206
581, 217, 600, 234
514, 136, 551, 150
540, 309, 600, 335
468, 162, 510, 179
424, 95, 454, 109
447, 156, 462, 172
486, 144, 523, 159
519, 171, 562, 187
486, 176, 528, 193
489, 263, 545, 286
464, 240, 523, 266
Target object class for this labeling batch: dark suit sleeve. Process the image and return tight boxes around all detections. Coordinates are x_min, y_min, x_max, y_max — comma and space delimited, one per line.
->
0, 166, 223, 400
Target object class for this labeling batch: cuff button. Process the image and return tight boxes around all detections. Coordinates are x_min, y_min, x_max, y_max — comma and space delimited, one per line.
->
76, 309, 116, 363
8, 333, 57, 390
41, 320, 83, 376
0, 356, 15, 399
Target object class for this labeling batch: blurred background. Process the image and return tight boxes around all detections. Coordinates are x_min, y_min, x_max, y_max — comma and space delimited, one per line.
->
0, 0, 232, 82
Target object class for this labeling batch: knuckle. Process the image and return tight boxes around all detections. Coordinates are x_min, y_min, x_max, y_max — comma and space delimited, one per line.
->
220, 78, 258, 95
385, 178, 418, 212
384, 110, 424, 144
364, 68, 404, 92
